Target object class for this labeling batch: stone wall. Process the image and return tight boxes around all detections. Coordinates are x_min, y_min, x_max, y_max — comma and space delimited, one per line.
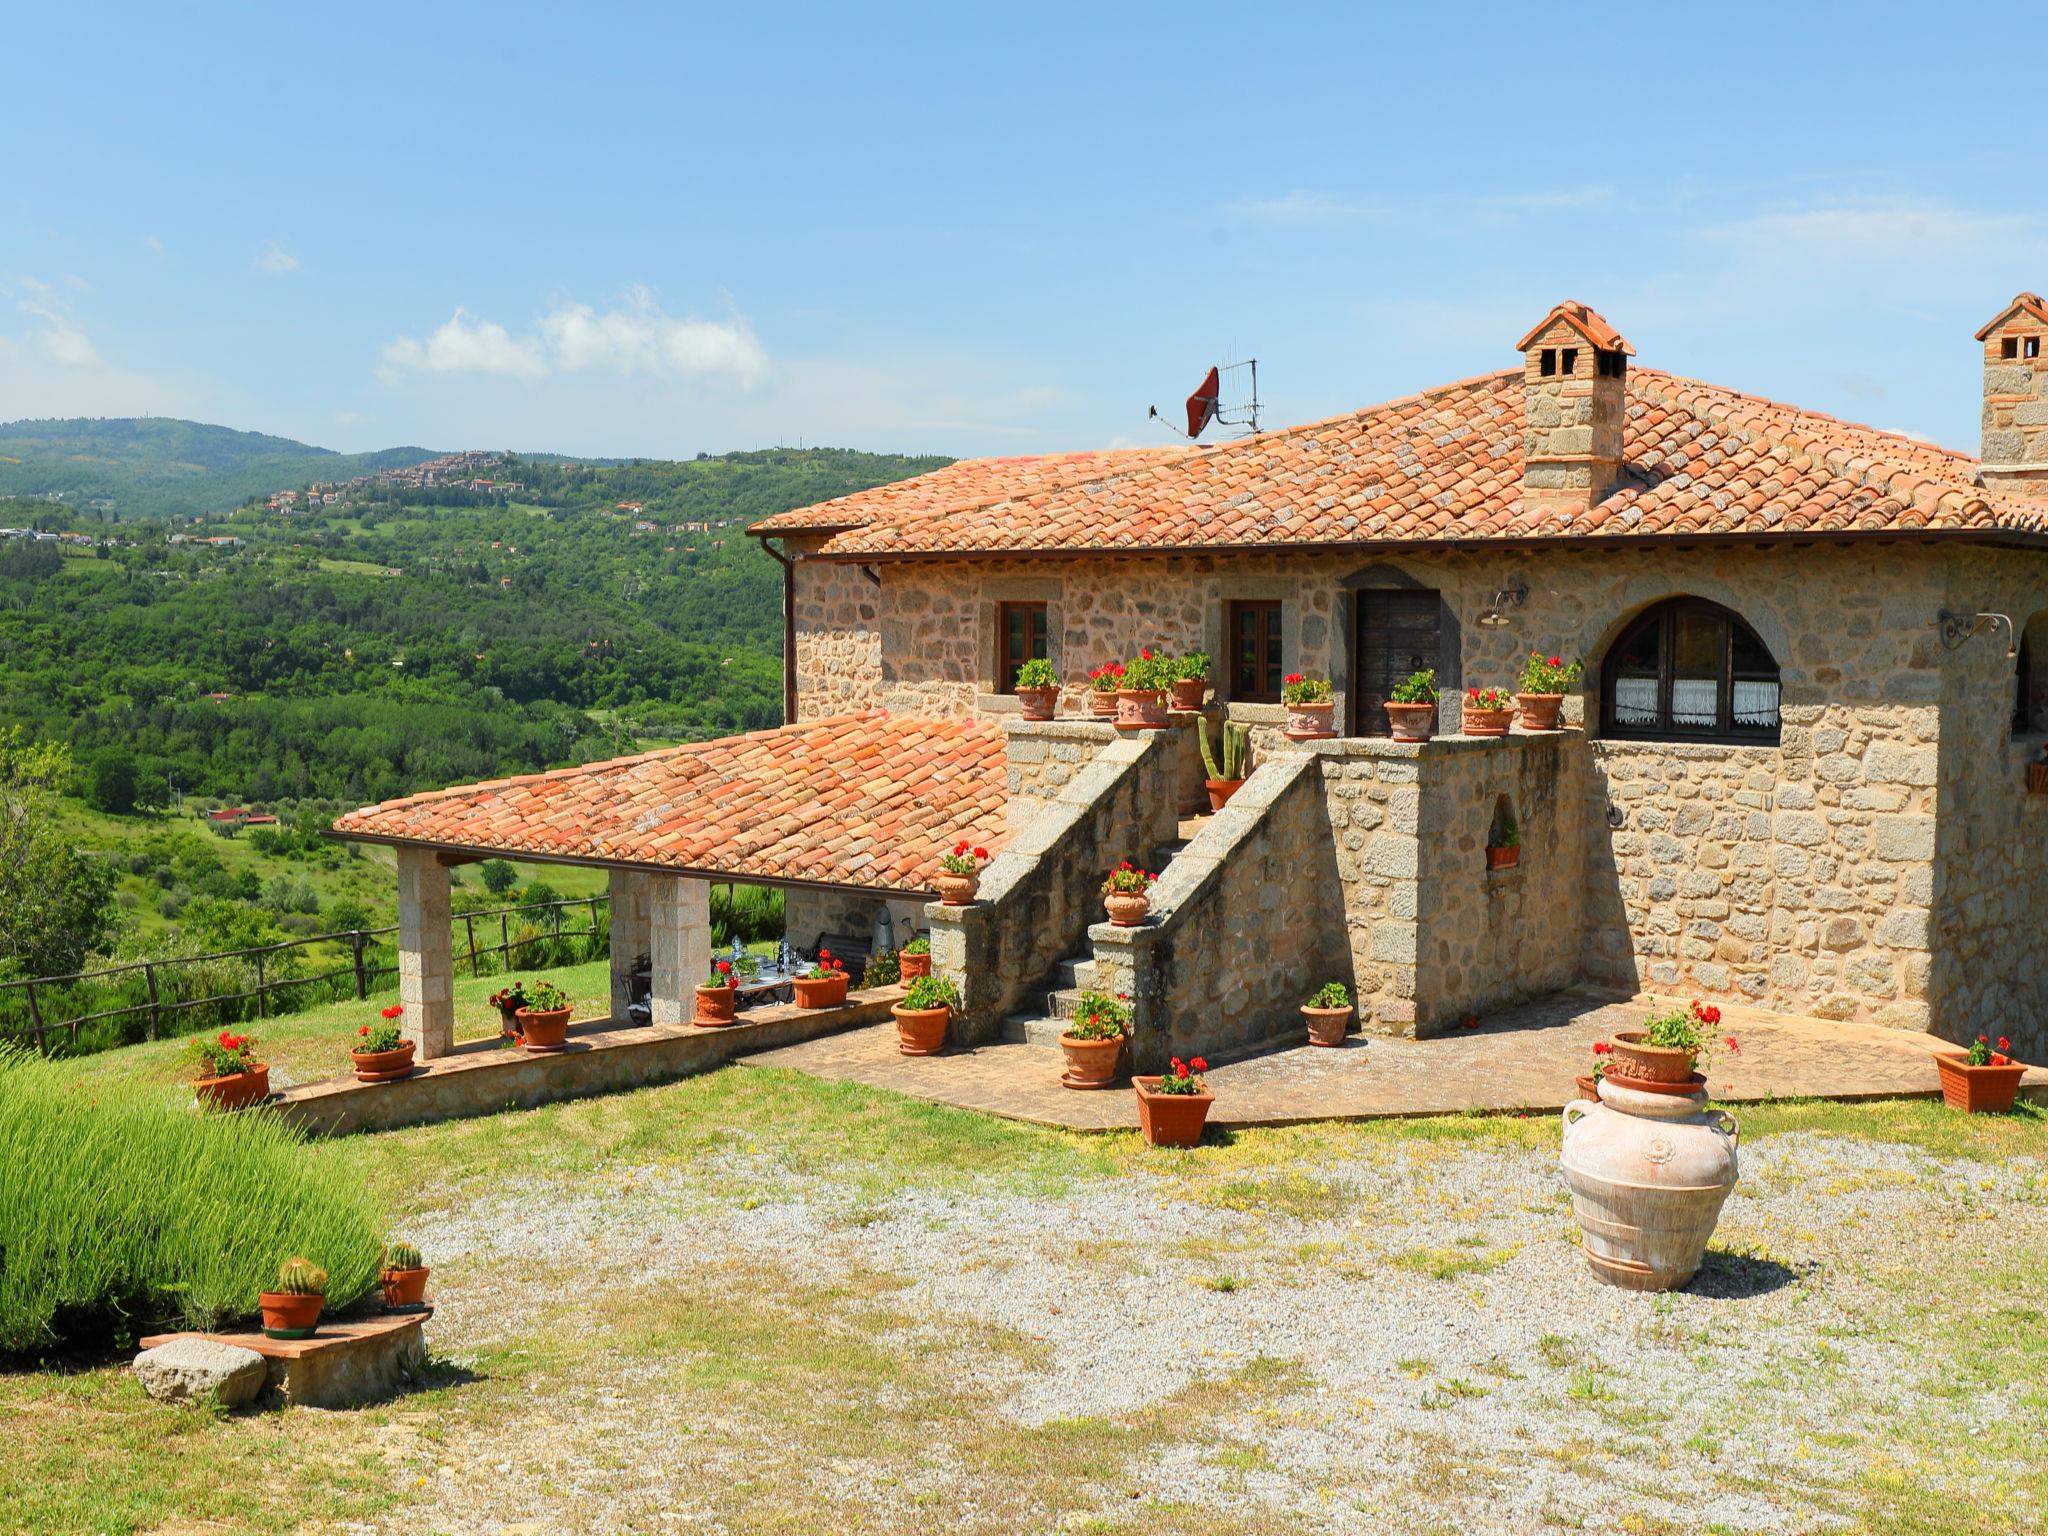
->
927, 731, 1179, 1046
791, 537, 2048, 1042
1089, 756, 1347, 1070
781, 887, 932, 961
1002, 718, 1121, 833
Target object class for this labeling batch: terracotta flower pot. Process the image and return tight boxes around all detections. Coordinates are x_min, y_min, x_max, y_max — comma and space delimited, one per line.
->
1302, 1004, 1353, 1047
694, 982, 738, 1026
1016, 685, 1057, 721
793, 973, 849, 1009
1463, 707, 1513, 738
1576, 1074, 1602, 1103
1133, 1077, 1215, 1147
892, 1002, 950, 1056
1606, 1030, 1696, 1086
1115, 688, 1170, 729
1934, 1052, 2028, 1114
497, 1004, 524, 1041
1283, 700, 1336, 740
1103, 891, 1150, 927
350, 1041, 417, 1083
899, 950, 932, 981
380, 1266, 430, 1309
1515, 692, 1565, 730
2030, 761, 2048, 794
1087, 690, 1120, 717
517, 1005, 573, 1051
1170, 678, 1207, 711
1205, 777, 1244, 811
1059, 1032, 1124, 1089
1486, 845, 1521, 871
932, 871, 980, 906
193, 1063, 270, 1112
258, 1291, 324, 1338
1384, 701, 1437, 742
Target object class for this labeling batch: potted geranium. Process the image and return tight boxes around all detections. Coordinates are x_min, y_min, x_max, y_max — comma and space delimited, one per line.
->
379, 1241, 430, 1311
1281, 673, 1336, 739
516, 978, 574, 1051
1463, 685, 1514, 737
1301, 982, 1353, 1047
1014, 657, 1059, 720
1101, 861, 1156, 926
892, 973, 959, 1056
187, 1029, 269, 1111
695, 957, 739, 1025
1606, 1001, 1736, 1091
1059, 989, 1129, 1089
1577, 1040, 1611, 1102
1116, 648, 1175, 729
350, 1004, 416, 1082
900, 934, 932, 981
932, 842, 989, 905
1133, 1055, 1214, 1147
1170, 651, 1210, 712
1086, 662, 1125, 717
1198, 717, 1249, 810
1934, 1034, 2030, 1114
488, 980, 528, 1040
258, 1257, 326, 1339
794, 949, 850, 1008
1515, 653, 1583, 731
1385, 668, 1439, 742
1486, 822, 1521, 870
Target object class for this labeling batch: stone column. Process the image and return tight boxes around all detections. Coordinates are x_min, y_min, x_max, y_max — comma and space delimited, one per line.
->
395, 847, 454, 1059
648, 874, 711, 1028
608, 869, 653, 1022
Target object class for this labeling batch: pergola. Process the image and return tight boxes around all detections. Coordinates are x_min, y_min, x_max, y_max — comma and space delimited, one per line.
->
328, 712, 1007, 1057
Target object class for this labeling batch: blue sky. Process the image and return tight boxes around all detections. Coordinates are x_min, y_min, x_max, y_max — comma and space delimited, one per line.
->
3, 2, 2041, 460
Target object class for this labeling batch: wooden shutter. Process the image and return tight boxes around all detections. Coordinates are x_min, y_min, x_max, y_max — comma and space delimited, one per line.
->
1352, 589, 1440, 736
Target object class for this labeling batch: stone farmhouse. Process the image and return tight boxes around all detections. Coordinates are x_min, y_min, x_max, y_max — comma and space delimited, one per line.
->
333, 297, 2048, 1073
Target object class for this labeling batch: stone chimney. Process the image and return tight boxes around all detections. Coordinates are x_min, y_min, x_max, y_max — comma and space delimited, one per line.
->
1517, 301, 1634, 513
1975, 292, 2048, 494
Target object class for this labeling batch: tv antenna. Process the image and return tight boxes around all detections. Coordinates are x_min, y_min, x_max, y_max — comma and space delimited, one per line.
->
1149, 359, 1261, 440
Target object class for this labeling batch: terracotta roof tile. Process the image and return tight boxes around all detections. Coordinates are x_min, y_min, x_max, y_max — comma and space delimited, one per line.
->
797, 368, 2046, 559
747, 447, 1186, 534
330, 712, 1007, 893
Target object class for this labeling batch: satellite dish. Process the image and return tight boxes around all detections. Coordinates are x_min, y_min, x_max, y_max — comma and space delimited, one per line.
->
1185, 366, 1221, 439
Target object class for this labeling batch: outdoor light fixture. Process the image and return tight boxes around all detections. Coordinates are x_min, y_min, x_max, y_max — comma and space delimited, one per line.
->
1477, 584, 1529, 627
1936, 609, 2017, 659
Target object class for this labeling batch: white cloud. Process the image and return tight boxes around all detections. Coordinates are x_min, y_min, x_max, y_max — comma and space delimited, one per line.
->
142, 233, 164, 258
11, 279, 101, 368
254, 242, 301, 274
380, 290, 767, 388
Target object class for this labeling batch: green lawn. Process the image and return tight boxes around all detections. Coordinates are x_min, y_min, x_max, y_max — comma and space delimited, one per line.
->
5, 1031, 2044, 1535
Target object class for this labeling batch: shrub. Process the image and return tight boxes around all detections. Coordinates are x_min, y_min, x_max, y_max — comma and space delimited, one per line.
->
861, 949, 901, 988
1306, 981, 1351, 1010
0, 1049, 383, 1354
710, 883, 783, 945
1014, 657, 1057, 689
1390, 668, 1437, 705
902, 974, 959, 1011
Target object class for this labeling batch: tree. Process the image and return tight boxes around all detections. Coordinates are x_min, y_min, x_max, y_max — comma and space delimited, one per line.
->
0, 730, 117, 979
479, 859, 517, 895
84, 750, 139, 816
325, 898, 372, 933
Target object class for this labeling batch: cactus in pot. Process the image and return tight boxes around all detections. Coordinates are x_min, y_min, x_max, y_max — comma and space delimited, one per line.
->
1198, 718, 1251, 809
380, 1240, 431, 1310
259, 1256, 329, 1337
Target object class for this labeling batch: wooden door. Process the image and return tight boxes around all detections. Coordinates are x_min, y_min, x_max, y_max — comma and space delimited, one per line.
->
1351, 589, 1441, 736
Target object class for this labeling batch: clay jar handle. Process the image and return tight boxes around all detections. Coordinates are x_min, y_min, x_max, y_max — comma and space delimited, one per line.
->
1704, 1108, 1739, 1148
1562, 1100, 1595, 1137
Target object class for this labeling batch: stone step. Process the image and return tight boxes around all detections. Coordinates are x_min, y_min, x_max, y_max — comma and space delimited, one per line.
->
1050, 955, 1097, 991
1000, 1013, 1069, 1048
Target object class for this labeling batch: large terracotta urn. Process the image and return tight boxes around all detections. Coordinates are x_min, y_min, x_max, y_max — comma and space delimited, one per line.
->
1560, 1079, 1739, 1292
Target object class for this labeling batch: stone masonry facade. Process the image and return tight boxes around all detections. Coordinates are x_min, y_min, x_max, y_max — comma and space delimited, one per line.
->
789, 537, 2048, 1055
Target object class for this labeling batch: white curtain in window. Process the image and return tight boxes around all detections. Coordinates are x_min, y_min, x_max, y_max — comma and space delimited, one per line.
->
1612, 678, 1657, 724
1671, 679, 1718, 727
1732, 680, 1780, 728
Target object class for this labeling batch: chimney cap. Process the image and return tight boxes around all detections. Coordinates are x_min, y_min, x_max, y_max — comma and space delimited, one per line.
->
1974, 292, 2048, 341
1516, 300, 1635, 356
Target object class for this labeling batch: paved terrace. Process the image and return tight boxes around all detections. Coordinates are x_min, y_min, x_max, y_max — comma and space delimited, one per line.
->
743, 990, 2048, 1131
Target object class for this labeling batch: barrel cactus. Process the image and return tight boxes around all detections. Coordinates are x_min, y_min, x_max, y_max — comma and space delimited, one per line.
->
382, 1241, 423, 1272
275, 1256, 328, 1296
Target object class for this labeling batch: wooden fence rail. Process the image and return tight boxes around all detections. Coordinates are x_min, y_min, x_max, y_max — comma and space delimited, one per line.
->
0, 897, 608, 1053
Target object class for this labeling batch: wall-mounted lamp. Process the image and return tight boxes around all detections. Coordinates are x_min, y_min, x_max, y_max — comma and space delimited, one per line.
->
1477, 584, 1529, 628
1936, 609, 2017, 659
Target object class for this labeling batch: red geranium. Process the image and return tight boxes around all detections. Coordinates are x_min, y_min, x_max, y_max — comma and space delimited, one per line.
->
381, 1003, 404, 1020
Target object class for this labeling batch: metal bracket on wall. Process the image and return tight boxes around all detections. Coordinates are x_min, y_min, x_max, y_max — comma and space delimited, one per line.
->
858, 564, 881, 587
1935, 609, 2016, 658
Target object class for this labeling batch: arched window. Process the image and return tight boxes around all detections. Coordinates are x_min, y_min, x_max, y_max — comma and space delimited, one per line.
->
1600, 598, 1781, 743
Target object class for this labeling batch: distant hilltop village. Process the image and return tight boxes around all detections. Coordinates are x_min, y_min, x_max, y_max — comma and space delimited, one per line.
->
263, 449, 525, 513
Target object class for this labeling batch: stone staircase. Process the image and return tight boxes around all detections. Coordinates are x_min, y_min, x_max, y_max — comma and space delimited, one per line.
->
999, 817, 1206, 1049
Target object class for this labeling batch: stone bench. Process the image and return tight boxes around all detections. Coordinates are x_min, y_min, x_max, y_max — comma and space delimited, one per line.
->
138, 1308, 430, 1409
